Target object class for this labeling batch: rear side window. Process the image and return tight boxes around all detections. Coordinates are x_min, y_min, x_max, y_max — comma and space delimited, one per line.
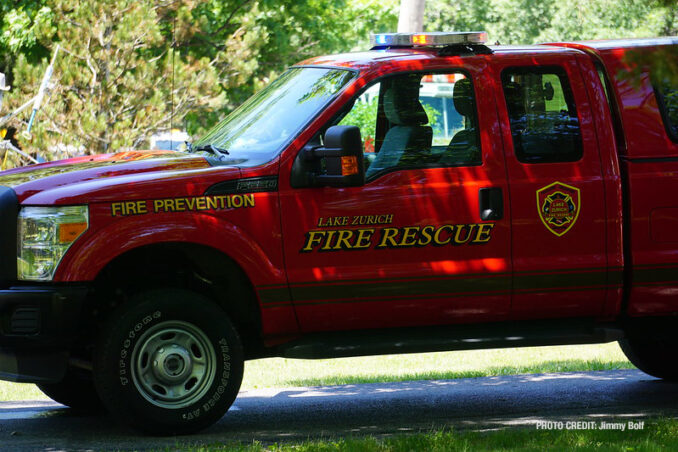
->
501, 67, 583, 163
655, 81, 678, 142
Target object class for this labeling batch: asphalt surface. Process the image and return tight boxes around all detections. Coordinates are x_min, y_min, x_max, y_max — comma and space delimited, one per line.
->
1, 369, 677, 451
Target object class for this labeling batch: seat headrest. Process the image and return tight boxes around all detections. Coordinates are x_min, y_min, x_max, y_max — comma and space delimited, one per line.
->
453, 78, 474, 117
383, 77, 429, 126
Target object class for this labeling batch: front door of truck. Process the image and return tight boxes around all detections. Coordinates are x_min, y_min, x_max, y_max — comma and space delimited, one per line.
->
278, 65, 512, 332
494, 55, 608, 318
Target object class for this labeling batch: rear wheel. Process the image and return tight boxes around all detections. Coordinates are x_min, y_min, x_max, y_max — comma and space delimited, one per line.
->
619, 336, 678, 381
93, 289, 244, 435
37, 369, 104, 412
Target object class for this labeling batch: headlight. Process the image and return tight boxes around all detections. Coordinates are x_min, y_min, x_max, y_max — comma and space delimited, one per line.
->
18, 206, 89, 281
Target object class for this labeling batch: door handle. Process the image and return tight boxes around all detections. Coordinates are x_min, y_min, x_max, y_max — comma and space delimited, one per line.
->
479, 187, 503, 221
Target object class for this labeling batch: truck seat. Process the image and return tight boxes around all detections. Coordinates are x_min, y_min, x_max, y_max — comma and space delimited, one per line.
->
366, 82, 432, 177
440, 78, 480, 166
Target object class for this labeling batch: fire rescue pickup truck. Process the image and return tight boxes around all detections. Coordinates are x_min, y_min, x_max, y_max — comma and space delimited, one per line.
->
0, 32, 677, 434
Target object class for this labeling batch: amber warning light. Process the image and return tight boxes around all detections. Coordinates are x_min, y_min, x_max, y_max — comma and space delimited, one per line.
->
341, 156, 359, 176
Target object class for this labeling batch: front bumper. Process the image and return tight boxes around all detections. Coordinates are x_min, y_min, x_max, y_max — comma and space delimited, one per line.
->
0, 285, 88, 383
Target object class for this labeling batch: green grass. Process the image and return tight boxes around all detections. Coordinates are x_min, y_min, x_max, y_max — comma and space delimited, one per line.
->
169, 418, 678, 451
0, 378, 46, 401
0, 343, 631, 402
240, 342, 632, 389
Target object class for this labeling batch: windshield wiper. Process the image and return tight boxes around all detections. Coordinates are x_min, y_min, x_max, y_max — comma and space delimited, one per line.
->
186, 142, 230, 156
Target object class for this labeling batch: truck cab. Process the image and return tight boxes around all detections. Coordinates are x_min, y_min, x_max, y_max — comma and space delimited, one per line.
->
0, 32, 677, 435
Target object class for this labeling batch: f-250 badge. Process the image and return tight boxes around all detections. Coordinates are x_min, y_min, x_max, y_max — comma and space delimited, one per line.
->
536, 182, 580, 236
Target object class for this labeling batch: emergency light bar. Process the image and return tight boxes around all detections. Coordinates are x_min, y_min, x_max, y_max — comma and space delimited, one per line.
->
370, 32, 488, 48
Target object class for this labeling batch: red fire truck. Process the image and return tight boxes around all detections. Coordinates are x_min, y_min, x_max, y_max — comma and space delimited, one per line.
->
0, 32, 677, 434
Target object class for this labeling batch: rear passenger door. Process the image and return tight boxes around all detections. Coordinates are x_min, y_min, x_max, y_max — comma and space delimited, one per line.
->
495, 56, 608, 318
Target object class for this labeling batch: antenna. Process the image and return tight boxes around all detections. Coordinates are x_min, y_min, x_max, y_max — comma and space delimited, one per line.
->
24, 45, 60, 139
170, 10, 177, 150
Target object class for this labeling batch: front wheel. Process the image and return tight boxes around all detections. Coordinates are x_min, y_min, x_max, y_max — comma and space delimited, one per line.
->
93, 289, 244, 435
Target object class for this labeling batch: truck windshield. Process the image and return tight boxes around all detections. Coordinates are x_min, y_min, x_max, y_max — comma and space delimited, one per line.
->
192, 67, 355, 164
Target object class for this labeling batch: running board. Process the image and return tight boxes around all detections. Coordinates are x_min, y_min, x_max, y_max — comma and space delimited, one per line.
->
278, 319, 625, 359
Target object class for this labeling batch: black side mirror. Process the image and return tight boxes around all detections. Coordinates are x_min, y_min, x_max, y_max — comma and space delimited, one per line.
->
301, 125, 365, 187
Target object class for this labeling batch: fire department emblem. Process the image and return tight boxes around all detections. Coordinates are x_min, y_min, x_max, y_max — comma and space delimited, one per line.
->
536, 182, 580, 236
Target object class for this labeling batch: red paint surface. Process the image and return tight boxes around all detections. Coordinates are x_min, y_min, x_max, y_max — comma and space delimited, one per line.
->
4, 37, 678, 344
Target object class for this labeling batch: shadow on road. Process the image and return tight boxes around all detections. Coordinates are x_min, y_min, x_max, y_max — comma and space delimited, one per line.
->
1, 369, 677, 451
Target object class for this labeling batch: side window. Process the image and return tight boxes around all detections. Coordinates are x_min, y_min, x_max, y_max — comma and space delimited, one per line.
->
501, 67, 583, 163
338, 72, 481, 179
655, 80, 678, 142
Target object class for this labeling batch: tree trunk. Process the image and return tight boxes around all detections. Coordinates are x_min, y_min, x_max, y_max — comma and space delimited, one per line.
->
397, 0, 426, 33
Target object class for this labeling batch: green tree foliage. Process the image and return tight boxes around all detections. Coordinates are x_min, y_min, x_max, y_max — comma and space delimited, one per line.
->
1, 0, 676, 165
0, 0, 397, 162
179, 0, 398, 134
5, 1, 222, 157
0, 1, 53, 76
425, 0, 676, 44
620, 1, 678, 88
341, 96, 379, 145
425, 0, 678, 89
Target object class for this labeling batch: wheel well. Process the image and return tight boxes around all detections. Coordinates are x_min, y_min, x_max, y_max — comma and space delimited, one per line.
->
86, 242, 264, 358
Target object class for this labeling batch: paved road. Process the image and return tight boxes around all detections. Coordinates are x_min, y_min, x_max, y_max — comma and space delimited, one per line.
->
1, 369, 678, 451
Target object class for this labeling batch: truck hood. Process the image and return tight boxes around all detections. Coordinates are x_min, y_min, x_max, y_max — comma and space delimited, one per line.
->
0, 150, 240, 204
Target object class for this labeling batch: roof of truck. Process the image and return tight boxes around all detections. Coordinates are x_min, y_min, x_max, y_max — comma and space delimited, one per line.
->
296, 45, 584, 71
552, 36, 678, 51
296, 33, 676, 71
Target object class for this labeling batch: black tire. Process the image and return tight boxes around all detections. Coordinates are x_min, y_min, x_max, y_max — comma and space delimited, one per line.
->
93, 289, 244, 435
619, 337, 678, 381
37, 369, 104, 412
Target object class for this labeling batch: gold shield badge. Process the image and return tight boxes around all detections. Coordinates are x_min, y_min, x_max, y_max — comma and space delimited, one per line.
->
536, 182, 581, 236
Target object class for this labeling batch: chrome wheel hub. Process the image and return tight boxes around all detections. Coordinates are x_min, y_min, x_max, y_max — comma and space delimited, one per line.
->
153, 345, 192, 384
131, 320, 217, 409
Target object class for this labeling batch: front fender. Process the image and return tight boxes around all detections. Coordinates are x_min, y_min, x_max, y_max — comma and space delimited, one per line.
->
54, 206, 286, 288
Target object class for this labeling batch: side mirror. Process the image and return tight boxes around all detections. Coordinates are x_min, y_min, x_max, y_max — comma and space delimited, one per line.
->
302, 125, 365, 187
